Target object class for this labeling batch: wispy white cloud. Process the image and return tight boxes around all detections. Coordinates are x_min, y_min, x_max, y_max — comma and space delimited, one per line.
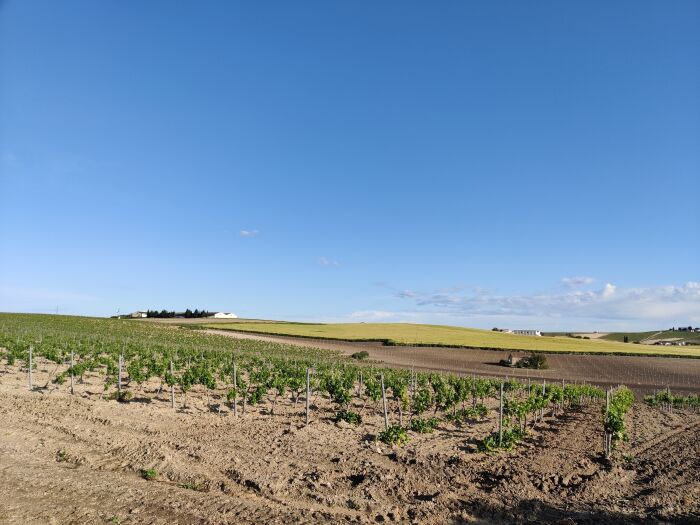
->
393, 281, 700, 325
318, 257, 339, 267
239, 230, 259, 237
561, 276, 596, 288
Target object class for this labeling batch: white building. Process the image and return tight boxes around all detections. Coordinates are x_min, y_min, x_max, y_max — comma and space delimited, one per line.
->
130, 311, 147, 318
210, 312, 238, 319
511, 329, 542, 337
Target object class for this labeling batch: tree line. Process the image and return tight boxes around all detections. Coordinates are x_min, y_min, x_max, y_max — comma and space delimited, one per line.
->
146, 309, 213, 318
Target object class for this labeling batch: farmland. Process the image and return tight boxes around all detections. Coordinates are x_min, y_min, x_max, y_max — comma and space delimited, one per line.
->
208, 329, 700, 395
1, 313, 699, 524
201, 321, 700, 358
601, 330, 700, 345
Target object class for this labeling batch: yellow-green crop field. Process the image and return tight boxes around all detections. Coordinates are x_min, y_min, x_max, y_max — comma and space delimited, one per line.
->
203, 321, 700, 357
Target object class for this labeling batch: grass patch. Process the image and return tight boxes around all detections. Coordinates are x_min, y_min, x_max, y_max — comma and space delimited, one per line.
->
334, 409, 363, 426
180, 481, 207, 491
378, 425, 409, 446
409, 417, 439, 433
140, 468, 158, 481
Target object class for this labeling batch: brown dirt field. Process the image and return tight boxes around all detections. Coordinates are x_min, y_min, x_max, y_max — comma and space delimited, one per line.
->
1, 360, 699, 524
207, 329, 700, 395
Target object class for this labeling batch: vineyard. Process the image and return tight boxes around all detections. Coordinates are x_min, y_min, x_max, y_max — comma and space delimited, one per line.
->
1, 313, 699, 524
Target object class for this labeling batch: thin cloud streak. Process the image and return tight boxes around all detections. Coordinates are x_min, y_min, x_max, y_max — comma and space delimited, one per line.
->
561, 276, 596, 288
318, 257, 339, 267
393, 281, 700, 324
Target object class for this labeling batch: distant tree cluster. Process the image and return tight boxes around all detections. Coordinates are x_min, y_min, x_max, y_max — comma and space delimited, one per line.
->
146, 309, 213, 318
183, 309, 213, 318
146, 310, 175, 318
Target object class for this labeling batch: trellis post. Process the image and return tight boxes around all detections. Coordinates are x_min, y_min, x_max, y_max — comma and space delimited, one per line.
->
498, 381, 504, 447
305, 368, 311, 426
70, 349, 75, 395
170, 360, 176, 409
380, 374, 389, 431
232, 360, 238, 417
28, 345, 33, 390
118, 353, 123, 395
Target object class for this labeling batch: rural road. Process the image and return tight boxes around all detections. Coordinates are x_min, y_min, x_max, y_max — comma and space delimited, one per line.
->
206, 329, 700, 395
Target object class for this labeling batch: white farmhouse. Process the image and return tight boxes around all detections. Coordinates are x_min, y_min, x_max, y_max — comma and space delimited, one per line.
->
210, 312, 238, 319
511, 329, 542, 337
130, 311, 147, 318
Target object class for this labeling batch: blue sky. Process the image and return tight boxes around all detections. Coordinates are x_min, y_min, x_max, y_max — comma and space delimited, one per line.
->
1, 1, 698, 330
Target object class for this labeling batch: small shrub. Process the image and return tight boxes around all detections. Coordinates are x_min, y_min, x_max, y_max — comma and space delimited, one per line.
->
447, 454, 461, 465
378, 425, 409, 446
350, 351, 369, 360
108, 390, 133, 403
334, 409, 363, 426
56, 450, 70, 462
181, 481, 206, 491
141, 468, 158, 481
409, 417, 439, 433
516, 353, 548, 370
471, 404, 489, 419
478, 427, 526, 452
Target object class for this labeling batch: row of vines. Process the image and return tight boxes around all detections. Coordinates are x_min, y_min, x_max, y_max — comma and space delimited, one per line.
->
1, 314, 687, 457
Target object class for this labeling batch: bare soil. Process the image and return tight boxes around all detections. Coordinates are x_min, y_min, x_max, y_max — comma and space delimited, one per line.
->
207, 329, 700, 395
1, 360, 699, 524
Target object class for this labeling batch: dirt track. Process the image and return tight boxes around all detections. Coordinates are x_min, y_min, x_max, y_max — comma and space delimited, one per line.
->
207, 329, 700, 395
1, 360, 699, 524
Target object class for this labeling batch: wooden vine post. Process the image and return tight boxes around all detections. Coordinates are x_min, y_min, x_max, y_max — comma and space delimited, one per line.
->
169, 360, 176, 409
118, 352, 123, 395
498, 381, 504, 447
380, 373, 389, 431
28, 345, 33, 390
70, 349, 75, 395
604, 388, 611, 459
305, 368, 311, 426
541, 379, 546, 420
232, 360, 238, 417
561, 378, 565, 413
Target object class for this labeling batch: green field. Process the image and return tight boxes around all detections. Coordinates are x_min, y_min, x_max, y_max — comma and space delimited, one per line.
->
601, 330, 700, 345
202, 321, 700, 357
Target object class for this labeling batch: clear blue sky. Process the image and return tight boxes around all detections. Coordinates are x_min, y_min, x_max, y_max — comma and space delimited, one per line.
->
1, 1, 698, 331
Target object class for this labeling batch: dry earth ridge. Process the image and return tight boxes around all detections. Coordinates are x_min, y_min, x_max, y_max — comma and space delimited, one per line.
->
1, 360, 698, 524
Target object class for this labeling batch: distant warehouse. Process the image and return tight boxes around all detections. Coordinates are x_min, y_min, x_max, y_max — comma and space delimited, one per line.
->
503, 329, 542, 337
209, 312, 238, 319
